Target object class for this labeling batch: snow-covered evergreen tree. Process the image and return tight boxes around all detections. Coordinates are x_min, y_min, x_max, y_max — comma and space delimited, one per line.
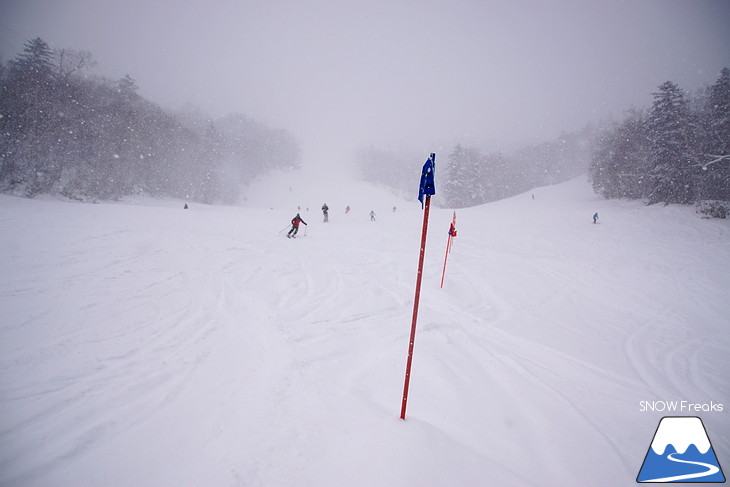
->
1, 38, 59, 195
442, 144, 486, 208
442, 144, 465, 208
590, 110, 649, 199
701, 68, 730, 200
10, 37, 55, 88
646, 81, 699, 204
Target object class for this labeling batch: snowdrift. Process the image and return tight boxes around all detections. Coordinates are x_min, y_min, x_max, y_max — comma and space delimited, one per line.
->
1, 174, 728, 486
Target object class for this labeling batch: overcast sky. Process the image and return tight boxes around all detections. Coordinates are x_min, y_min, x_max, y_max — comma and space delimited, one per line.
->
1, 0, 729, 166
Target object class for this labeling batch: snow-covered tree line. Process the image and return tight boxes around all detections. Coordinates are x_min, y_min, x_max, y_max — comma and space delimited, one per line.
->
355, 127, 592, 208
590, 69, 730, 208
0, 38, 301, 203
441, 131, 592, 208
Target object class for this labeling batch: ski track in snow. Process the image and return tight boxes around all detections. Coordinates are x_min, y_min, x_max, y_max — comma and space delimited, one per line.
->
1, 175, 729, 486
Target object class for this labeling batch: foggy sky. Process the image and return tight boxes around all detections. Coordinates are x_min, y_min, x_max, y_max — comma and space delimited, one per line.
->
1, 0, 729, 167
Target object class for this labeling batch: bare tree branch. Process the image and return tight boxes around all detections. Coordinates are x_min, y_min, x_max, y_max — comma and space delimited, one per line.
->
55, 48, 97, 77
700, 154, 730, 170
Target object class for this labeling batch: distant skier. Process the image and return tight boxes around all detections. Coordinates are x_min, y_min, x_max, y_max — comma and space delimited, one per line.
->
322, 203, 329, 222
449, 221, 457, 237
345, 205, 350, 214
392, 206, 397, 213
593, 212, 599, 224
184, 203, 188, 209
287, 213, 307, 238
370, 210, 376, 221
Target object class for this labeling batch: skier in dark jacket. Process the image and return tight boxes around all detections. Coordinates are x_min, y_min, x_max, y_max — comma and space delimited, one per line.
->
287, 213, 307, 238
322, 203, 329, 222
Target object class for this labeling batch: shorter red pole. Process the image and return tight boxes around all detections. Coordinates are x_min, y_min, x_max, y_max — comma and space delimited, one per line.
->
400, 195, 431, 420
439, 234, 451, 288
440, 214, 456, 288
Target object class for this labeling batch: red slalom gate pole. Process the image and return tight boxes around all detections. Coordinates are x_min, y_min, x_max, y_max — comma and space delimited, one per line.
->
440, 212, 457, 289
439, 234, 451, 288
400, 195, 431, 420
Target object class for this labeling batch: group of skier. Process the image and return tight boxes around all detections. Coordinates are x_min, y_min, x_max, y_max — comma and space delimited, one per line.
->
285, 202, 386, 238
284, 205, 598, 240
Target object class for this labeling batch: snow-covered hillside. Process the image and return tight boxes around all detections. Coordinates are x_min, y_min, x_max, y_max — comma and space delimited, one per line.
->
1, 172, 728, 487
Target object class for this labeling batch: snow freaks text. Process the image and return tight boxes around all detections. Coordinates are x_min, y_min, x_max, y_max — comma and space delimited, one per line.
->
639, 401, 724, 413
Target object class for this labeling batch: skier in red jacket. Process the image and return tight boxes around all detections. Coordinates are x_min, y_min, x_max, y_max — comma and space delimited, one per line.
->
287, 213, 307, 238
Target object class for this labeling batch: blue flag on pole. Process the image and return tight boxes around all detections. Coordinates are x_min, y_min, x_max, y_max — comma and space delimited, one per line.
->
418, 153, 436, 209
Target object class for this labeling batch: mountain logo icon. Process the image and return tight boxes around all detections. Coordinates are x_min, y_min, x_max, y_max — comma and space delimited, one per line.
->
637, 416, 726, 483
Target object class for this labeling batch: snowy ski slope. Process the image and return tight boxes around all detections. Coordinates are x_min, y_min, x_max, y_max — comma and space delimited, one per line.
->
1, 171, 728, 486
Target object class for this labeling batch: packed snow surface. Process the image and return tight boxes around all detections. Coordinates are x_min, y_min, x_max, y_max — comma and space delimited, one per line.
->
1, 172, 728, 486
